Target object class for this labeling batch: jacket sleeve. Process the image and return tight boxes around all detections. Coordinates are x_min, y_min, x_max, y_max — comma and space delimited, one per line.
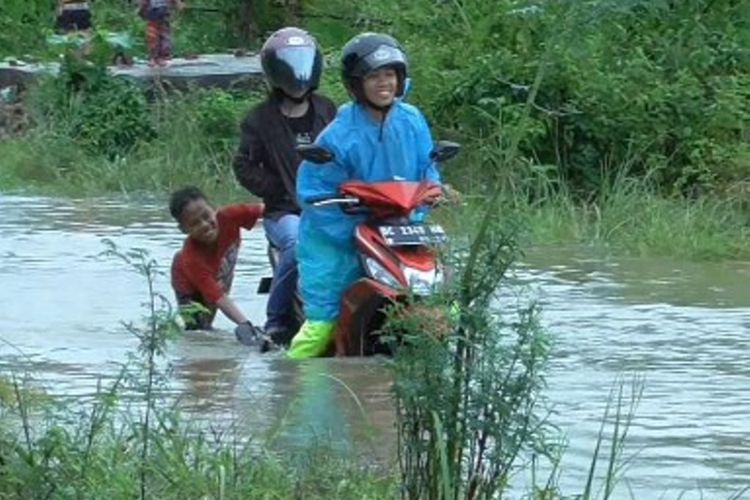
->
296, 129, 360, 245
233, 117, 273, 198
296, 132, 349, 206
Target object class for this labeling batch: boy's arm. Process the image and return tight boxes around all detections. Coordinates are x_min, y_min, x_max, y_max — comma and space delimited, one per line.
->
215, 295, 248, 325
221, 203, 265, 230
185, 263, 237, 317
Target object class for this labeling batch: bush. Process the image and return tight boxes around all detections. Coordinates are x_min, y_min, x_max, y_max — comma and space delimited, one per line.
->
71, 76, 153, 156
190, 88, 260, 149
26, 35, 154, 158
0, 0, 51, 58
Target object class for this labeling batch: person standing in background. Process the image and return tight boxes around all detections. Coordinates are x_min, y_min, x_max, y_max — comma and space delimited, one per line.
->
138, 0, 184, 66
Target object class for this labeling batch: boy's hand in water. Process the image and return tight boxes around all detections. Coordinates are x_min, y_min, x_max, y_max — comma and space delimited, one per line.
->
235, 322, 280, 352
234, 321, 263, 346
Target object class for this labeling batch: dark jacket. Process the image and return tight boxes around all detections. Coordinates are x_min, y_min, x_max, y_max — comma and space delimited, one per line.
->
233, 93, 337, 220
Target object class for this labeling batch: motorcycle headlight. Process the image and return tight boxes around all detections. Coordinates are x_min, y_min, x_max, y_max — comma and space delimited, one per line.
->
402, 265, 443, 296
364, 257, 401, 289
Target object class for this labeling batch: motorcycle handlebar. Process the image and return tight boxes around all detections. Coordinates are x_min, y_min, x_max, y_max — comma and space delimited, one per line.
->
310, 196, 361, 207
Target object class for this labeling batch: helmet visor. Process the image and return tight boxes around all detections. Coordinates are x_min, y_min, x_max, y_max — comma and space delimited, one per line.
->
358, 44, 407, 78
265, 46, 321, 98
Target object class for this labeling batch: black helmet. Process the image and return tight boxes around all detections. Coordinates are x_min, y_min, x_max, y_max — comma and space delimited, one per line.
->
341, 32, 409, 102
260, 27, 323, 99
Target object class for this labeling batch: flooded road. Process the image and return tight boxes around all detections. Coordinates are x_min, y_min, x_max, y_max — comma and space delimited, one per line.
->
1, 194, 749, 498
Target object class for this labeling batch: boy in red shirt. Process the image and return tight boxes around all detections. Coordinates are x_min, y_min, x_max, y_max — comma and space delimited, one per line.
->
169, 186, 264, 343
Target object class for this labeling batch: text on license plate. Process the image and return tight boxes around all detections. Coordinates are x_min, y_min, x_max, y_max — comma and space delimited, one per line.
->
378, 224, 447, 246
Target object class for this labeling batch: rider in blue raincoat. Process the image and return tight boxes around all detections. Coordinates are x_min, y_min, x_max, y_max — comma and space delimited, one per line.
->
288, 32, 442, 359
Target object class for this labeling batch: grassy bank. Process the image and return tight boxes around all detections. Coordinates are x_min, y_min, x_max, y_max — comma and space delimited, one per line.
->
471, 164, 750, 260
520, 190, 749, 261
0, 83, 258, 201
1, 78, 747, 261
2, 123, 747, 261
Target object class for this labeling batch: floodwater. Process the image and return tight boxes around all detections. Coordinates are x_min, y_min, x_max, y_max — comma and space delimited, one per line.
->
0, 194, 748, 498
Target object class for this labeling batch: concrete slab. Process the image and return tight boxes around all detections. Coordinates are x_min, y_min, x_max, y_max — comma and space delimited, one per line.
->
1, 53, 264, 91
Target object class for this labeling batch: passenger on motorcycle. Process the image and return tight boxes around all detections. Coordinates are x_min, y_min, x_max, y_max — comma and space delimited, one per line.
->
233, 27, 337, 347
288, 32, 442, 359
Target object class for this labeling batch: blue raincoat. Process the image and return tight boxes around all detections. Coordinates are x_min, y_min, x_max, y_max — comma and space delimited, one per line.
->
296, 100, 441, 322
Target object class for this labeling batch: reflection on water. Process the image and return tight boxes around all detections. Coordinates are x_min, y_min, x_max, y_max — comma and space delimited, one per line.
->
522, 246, 750, 309
1, 194, 749, 498
512, 249, 750, 496
251, 358, 394, 462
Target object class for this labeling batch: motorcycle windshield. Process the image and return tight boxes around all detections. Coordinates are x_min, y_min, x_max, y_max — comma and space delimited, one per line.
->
340, 181, 440, 216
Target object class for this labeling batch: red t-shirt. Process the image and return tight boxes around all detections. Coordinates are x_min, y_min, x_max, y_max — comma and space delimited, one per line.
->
171, 204, 263, 305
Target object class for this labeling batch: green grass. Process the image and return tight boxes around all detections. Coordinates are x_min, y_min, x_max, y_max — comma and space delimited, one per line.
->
510, 189, 750, 261
1, 83, 262, 202
0, 128, 240, 200
430, 139, 749, 262
0, 386, 397, 499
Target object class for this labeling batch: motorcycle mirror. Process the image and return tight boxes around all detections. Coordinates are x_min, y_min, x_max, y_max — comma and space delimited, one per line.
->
430, 141, 461, 163
297, 144, 335, 164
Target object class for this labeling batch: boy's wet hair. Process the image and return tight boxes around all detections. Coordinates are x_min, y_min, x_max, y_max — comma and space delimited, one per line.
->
169, 186, 207, 221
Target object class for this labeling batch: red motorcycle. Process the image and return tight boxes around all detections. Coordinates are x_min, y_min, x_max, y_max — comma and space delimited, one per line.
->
297, 142, 459, 356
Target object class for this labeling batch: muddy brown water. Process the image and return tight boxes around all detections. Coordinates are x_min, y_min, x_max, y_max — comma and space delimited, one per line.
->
1, 194, 748, 498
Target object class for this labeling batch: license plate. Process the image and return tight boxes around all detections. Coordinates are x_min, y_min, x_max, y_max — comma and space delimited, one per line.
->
378, 224, 448, 246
